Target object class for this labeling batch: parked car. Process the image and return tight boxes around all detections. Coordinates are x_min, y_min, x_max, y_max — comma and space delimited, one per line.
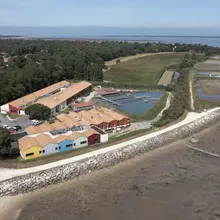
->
30, 120, 42, 126
13, 125, 22, 131
2, 124, 11, 130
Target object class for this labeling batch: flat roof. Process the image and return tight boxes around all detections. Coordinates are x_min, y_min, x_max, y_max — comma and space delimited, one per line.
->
9, 80, 69, 108
68, 112, 92, 126
56, 114, 80, 126
99, 107, 128, 121
25, 124, 53, 135
89, 109, 116, 123
96, 88, 120, 95
80, 110, 104, 125
37, 81, 92, 109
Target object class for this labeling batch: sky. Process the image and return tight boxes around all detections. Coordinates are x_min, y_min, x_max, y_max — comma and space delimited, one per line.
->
0, 0, 220, 28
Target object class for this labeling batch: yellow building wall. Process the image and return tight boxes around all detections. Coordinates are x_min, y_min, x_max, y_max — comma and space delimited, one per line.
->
23, 146, 42, 160
19, 148, 25, 160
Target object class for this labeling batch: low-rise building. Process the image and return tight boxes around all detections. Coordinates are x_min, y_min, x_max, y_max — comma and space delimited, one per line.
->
73, 102, 94, 112
19, 127, 107, 160
0, 80, 70, 115
99, 108, 130, 127
19, 137, 42, 160
37, 81, 92, 115
0, 80, 92, 116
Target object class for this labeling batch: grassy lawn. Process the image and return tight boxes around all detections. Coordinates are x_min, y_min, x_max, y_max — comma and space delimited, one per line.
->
104, 53, 185, 85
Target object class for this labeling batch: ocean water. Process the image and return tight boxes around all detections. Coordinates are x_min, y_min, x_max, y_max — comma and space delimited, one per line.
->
1, 26, 220, 47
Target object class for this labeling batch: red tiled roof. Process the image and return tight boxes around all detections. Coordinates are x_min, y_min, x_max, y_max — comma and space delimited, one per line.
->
75, 102, 93, 108
96, 88, 120, 95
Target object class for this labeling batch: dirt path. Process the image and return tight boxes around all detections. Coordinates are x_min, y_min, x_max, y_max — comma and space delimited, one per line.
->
189, 69, 195, 111
150, 92, 173, 124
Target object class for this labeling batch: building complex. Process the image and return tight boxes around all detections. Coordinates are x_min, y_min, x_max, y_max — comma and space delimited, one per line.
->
1, 80, 130, 160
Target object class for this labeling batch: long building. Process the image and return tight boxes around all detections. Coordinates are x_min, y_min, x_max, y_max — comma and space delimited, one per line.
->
19, 127, 108, 160
0, 80, 92, 115
26, 109, 129, 140
37, 81, 92, 115
0, 80, 70, 115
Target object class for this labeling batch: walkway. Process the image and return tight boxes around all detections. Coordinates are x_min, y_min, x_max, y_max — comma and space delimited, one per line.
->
189, 69, 195, 111
0, 107, 220, 182
150, 92, 173, 124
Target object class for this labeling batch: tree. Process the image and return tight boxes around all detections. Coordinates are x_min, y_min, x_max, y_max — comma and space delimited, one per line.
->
0, 56, 4, 66
191, 52, 197, 60
184, 53, 190, 60
25, 103, 51, 120
0, 128, 11, 156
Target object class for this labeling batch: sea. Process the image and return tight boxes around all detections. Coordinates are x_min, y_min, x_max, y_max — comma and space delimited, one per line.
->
1, 26, 220, 47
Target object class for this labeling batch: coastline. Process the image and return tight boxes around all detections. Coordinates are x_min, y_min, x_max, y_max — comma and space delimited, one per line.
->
1, 108, 220, 197
2, 121, 220, 220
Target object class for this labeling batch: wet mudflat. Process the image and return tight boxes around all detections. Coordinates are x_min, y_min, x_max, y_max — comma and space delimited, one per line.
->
3, 123, 220, 220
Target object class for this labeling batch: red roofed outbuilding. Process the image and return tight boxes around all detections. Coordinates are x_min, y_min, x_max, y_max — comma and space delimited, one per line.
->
73, 102, 93, 112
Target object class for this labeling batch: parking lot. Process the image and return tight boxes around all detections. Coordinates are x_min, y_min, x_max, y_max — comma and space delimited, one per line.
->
0, 114, 31, 131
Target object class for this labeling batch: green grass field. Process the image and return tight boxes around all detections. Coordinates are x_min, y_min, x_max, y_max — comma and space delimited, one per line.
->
104, 53, 184, 85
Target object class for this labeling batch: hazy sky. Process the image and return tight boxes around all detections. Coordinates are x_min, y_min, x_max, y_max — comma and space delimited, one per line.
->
0, 0, 219, 27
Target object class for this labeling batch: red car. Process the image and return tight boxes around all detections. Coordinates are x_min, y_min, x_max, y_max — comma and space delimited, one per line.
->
9, 128, 16, 135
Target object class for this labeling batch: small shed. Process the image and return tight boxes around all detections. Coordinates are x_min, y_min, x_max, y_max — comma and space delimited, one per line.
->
35, 134, 59, 156
69, 133, 88, 149
73, 102, 94, 112
55, 136, 73, 152
82, 128, 100, 145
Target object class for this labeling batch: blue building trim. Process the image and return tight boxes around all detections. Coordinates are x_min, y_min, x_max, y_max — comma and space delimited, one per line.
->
58, 139, 73, 152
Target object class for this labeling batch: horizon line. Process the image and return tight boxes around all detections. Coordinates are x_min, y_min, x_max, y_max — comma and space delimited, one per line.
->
0, 25, 220, 29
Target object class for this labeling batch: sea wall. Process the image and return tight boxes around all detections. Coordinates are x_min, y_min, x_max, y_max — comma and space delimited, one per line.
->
1, 110, 220, 197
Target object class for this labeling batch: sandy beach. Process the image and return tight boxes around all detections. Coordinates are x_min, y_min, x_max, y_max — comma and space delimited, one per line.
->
1, 122, 220, 220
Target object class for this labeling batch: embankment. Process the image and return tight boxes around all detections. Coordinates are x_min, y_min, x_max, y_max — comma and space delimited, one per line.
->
1, 109, 220, 197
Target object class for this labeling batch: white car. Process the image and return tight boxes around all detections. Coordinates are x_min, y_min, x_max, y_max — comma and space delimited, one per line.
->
2, 124, 11, 130
30, 120, 42, 126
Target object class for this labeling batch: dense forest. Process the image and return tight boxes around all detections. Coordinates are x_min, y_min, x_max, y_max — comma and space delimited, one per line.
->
0, 39, 220, 106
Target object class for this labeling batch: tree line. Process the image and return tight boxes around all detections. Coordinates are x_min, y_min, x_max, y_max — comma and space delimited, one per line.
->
0, 39, 220, 106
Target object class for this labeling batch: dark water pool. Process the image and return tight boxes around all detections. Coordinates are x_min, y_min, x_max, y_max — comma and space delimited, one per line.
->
107, 92, 163, 115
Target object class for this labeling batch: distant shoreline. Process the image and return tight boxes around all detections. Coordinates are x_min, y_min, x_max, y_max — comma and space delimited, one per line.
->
1, 35, 220, 47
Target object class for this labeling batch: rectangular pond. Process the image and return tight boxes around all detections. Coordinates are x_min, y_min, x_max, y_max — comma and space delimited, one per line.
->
100, 91, 164, 115
197, 80, 220, 101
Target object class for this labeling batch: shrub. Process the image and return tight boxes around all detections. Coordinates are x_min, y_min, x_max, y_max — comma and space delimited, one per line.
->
0, 128, 11, 156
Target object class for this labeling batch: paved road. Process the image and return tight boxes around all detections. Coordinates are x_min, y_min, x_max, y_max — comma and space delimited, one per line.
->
0, 114, 31, 130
